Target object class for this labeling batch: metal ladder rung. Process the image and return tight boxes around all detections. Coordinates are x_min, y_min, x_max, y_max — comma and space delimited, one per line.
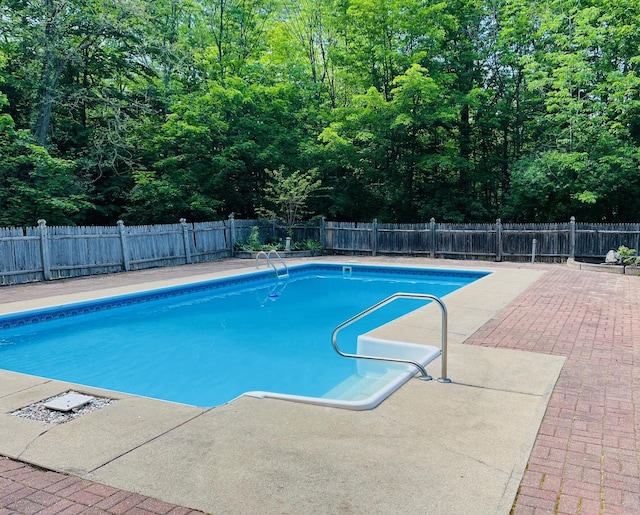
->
256, 249, 289, 278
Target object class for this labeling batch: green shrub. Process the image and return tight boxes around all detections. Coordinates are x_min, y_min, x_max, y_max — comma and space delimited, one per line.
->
235, 226, 282, 252
617, 245, 640, 266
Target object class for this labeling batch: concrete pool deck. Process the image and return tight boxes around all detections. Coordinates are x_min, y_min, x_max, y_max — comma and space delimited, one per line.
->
0, 257, 637, 514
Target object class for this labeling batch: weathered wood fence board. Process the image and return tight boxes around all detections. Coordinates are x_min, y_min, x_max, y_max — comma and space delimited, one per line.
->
574, 222, 640, 260
501, 223, 570, 259
191, 221, 229, 262
377, 223, 431, 255
48, 224, 123, 279
435, 222, 497, 258
0, 227, 41, 284
0, 219, 232, 285
126, 222, 187, 268
4, 216, 640, 285
325, 221, 374, 253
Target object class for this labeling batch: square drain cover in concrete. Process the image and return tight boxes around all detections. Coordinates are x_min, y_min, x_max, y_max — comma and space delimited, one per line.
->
43, 392, 95, 412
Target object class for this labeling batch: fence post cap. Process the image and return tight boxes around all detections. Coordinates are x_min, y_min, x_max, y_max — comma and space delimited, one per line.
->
37, 219, 47, 226
180, 218, 187, 224
117, 220, 125, 227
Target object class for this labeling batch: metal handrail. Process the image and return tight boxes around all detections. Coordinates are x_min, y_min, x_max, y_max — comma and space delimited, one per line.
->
255, 250, 274, 273
268, 249, 289, 277
331, 292, 451, 383
255, 249, 289, 278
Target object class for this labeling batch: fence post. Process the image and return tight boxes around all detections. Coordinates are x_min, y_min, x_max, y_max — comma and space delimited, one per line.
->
180, 218, 192, 264
569, 216, 576, 259
228, 213, 235, 257
117, 220, 131, 271
371, 218, 378, 256
38, 219, 52, 281
496, 218, 503, 262
430, 218, 436, 258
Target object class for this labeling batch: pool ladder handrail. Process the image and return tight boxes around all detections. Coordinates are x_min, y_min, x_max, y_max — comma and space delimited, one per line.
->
255, 249, 289, 278
331, 292, 451, 383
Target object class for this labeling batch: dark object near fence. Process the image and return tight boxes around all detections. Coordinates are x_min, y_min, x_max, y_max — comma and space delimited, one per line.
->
2, 216, 640, 285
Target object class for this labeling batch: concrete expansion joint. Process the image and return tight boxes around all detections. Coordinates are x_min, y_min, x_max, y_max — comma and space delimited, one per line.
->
86, 407, 211, 475
0, 379, 53, 400
454, 381, 545, 398
440, 440, 513, 476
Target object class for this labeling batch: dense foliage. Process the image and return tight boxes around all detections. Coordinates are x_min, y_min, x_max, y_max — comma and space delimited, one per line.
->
1, 0, 639, 226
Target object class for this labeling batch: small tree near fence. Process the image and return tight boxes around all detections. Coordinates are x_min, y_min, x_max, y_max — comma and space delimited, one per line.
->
258, 167, 322, 238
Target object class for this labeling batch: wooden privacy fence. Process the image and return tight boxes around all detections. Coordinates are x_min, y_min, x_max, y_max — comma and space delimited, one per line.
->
0, 218, 230, 285
2, 215, 640, 285
323, 218, 640, 262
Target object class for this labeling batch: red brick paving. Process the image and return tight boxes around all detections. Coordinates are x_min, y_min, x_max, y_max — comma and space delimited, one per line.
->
1, 262, 639, 514
466, 266, 640, 514
0, 459, 201, 515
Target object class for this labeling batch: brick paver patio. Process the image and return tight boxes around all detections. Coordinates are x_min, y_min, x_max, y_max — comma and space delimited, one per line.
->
1, 261, 639, 514
0, 457, 202, 515
466, 266, 640, 514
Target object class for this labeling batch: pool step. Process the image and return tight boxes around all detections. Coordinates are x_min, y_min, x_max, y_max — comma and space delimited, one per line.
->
323, 370, 401, 401
356, 335, 440, 361
324, 337, 441, 401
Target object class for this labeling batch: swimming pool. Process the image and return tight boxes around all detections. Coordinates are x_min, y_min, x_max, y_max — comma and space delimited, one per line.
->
0, 264, 488, 409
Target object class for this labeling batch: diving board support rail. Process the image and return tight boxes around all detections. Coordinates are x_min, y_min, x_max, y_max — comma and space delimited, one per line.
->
331, 292, 451, 383
255, 249, 289, 278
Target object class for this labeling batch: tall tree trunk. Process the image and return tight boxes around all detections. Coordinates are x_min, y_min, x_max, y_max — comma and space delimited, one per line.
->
34, 0, 63, 147
458, 102, 471, 190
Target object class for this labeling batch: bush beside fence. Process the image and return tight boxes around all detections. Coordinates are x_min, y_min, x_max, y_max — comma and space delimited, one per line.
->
2, 216, 640, 285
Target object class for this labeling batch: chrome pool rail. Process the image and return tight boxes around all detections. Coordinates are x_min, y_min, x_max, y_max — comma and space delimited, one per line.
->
331, 292, 451, 383
255, 249, 289, 278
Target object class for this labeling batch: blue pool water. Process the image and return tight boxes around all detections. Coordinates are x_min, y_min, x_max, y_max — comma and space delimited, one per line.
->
0, 264, 488, 408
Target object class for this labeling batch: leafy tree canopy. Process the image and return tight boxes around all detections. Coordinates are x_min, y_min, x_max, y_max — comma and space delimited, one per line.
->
1, 0, 639, 226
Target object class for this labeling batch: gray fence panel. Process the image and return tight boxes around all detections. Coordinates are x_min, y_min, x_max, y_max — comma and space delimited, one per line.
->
125, 223, 187, 269
6, 217, 640, 286
325, 222, 373, 253
502, 223, 570, 261
48, 225, 123, 279
574, 223, 640, 260
377, 223, 430, 254
266, 223, 321, 244
192, 220, 230, 261
0, 226, 42, 284
290, 223, 321, 243
435, 223, 497, 258
253, 221, 320, 245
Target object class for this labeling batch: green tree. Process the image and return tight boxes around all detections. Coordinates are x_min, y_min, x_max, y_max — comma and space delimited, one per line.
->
0, 94, 92, 225
315, 64, 460, 222
2, 0, 640, 227
502, 0, 640, 221
258, 166, 323, 236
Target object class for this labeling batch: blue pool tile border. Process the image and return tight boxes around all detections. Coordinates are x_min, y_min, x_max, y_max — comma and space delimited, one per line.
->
0, 264, 488, 330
